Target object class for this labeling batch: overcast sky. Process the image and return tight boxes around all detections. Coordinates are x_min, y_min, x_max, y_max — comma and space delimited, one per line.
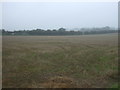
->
2, 2, 118, 31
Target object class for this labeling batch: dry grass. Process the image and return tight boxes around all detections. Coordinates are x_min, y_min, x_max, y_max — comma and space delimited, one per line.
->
2, 33, 118, 88
40, 76, 77, 88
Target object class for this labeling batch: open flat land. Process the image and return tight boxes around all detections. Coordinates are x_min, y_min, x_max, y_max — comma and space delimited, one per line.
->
2, 33, 118, 88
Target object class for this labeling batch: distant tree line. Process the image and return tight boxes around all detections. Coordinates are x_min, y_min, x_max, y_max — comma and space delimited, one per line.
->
1, 26, 118, 36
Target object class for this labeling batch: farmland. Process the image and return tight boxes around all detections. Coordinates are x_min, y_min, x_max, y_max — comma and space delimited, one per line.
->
2, 33, 118, 88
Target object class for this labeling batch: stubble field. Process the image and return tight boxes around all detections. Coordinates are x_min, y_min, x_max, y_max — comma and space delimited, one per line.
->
2, 33, 118, 88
